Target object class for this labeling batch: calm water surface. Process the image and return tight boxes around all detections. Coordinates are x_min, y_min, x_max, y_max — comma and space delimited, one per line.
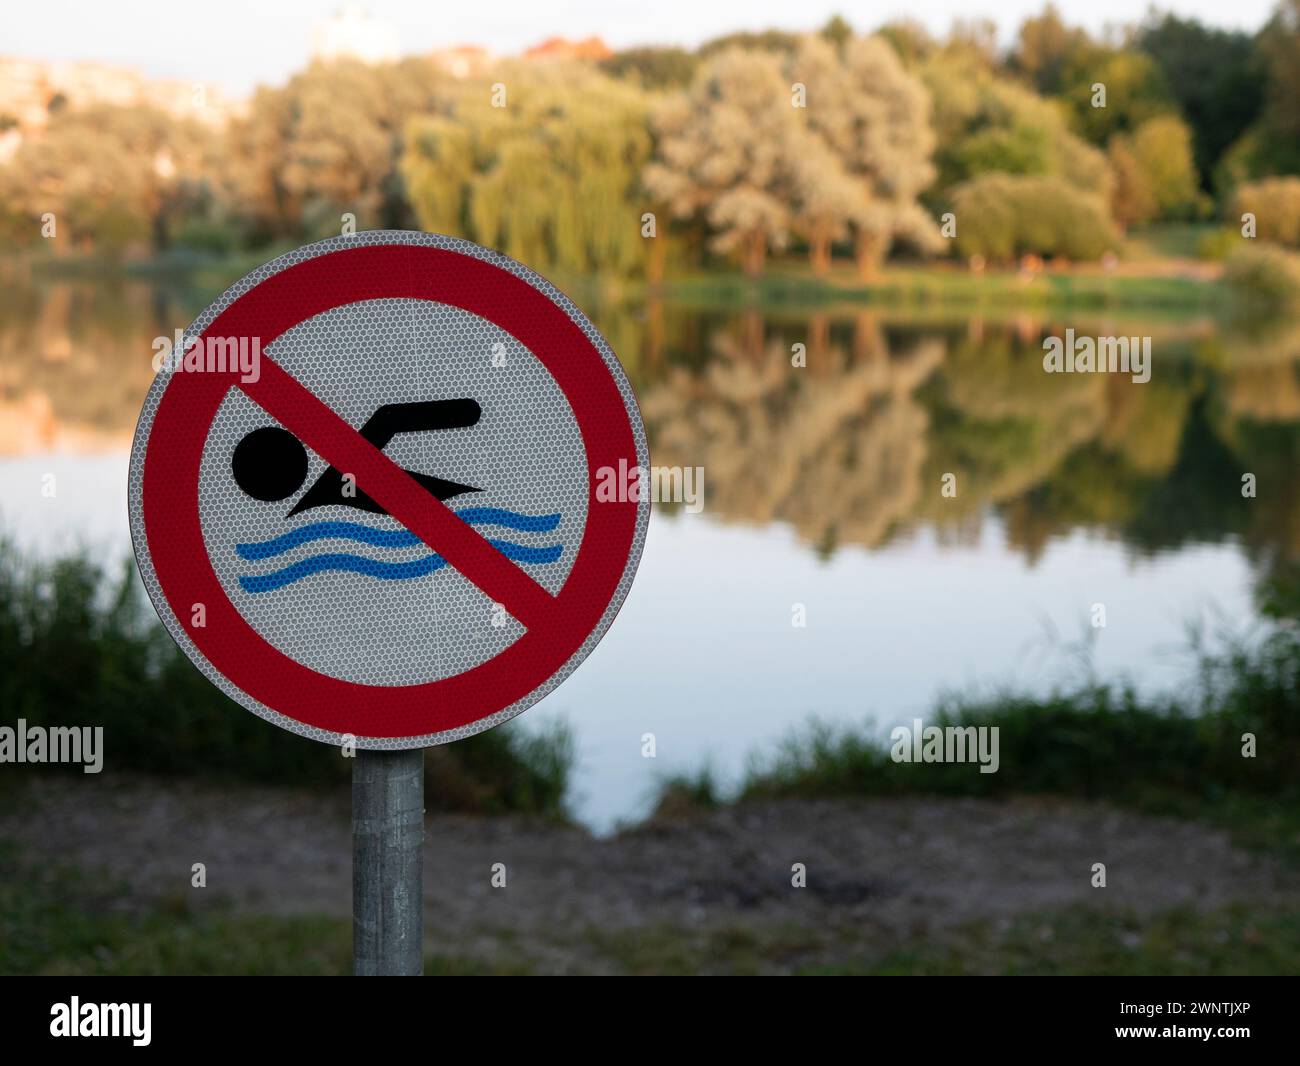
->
2, 274, 1296, 829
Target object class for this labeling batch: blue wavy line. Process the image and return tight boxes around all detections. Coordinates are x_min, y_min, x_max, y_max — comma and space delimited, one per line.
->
456, 508, 561, 533
236, 508, 562, 561
238, 540, 563, 594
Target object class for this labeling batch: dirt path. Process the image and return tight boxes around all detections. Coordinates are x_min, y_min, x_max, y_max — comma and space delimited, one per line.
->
4, 775, 1295, 974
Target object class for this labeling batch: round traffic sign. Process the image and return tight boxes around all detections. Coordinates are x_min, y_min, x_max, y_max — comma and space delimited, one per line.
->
128, 232, 650, 748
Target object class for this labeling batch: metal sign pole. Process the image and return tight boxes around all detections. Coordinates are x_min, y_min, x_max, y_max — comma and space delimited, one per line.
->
352, 748, 425, 976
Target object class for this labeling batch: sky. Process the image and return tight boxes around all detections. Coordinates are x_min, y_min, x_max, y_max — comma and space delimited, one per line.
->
1, 0, 1281, 95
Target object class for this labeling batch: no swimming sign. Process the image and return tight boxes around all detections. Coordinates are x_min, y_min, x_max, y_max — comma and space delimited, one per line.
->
129, 231, 650, 748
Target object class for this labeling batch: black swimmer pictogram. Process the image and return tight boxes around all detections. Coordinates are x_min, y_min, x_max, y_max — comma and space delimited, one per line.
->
231, 399, 482, 515
228, 396, 564, 594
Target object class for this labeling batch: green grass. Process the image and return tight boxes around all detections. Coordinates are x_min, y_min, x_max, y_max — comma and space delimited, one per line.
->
650, 765, 726, 819
820, 906, 1300, 976
653, 570, 1300, 862
580, 905, 1300, 976
0, 541, 575, 817
740, 672, 1300, 809
1122, 223, 1216, 260
0, 843, 517, 976
583, 922, 816, 976
24, 232, 1292, 364
17, 242, 297, 284
733, 699, 1300, 864
661, 261, 1225, 313
10, 235, 1229, 315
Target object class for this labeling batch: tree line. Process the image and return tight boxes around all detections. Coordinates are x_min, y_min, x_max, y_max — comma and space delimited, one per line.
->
3, 4, 1299, 276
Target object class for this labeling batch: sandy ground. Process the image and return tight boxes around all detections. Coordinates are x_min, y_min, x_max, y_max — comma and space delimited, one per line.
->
3, 774, 1296, 974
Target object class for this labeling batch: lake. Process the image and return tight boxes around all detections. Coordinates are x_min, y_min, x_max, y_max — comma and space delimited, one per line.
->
2, 269, 1297, 830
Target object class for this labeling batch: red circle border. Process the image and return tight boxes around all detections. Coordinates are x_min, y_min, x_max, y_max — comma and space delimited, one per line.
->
139, 241, 641, 739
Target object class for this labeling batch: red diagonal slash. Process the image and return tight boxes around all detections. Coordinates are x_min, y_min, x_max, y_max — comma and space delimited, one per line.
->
239, 355, 557, 631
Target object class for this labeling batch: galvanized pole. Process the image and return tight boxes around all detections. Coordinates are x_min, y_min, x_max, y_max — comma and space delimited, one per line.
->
352, 748, 425, 975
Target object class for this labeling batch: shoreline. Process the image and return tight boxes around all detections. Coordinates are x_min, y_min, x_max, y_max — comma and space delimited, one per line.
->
0, 238, 1235, 317
3, 773, 1295, 975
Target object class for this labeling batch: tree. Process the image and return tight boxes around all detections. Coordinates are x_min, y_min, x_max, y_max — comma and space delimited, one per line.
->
1223, 243, 1300, 311
1213, 2, 1300, 188
1059, 48, 1174, 146
792, 34, 940, 277
699, 29, 799, 57
1108, 116, 1204, 229
947, 19, 1001, 70
600, 47, 697, 89
920, 50, 1112, 206
1108, 138, 1157, 231
644, 49, 798, 276
1011, 4, 1092, 95
1136, 14, 1264, 189
227, 57, 447, 239
820, 15, 854, 51
5, 105, 210, 254
787, 135, 868, 274
876, 20, 937, 67
1254, 0, 1300, 174
400, 116, 474, 236
223, 82, 300, 243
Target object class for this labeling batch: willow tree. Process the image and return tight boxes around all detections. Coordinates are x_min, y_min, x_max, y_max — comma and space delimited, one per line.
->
643, 48, 799, 277
402, 61, 654, 278
791, 34, 940, 278
399, 116, 475, 235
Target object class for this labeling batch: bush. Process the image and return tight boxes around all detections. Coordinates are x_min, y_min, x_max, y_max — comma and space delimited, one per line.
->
736, 620, 1300, 808
950, 174, 1118, 263
174, 219, 237, 256
1224, 243, 1300, 311
1196, 227, 1241, 261
1231, 177, 1300, 249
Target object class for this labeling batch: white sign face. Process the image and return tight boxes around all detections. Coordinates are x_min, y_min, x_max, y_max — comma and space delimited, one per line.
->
129, 231, 650, 747
203, 298, 590, 684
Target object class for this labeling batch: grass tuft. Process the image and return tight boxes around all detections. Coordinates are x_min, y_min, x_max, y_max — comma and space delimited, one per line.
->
0, 540, 574, 817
